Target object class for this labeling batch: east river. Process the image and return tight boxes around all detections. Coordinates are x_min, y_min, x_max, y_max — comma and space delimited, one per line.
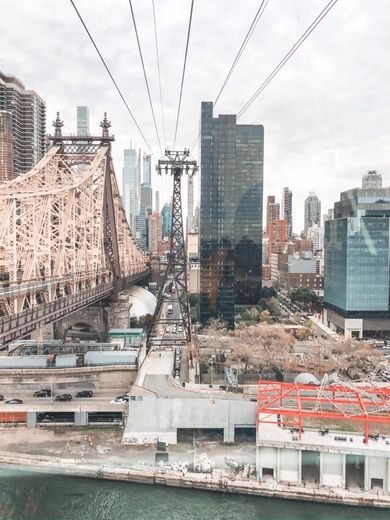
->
0, 468, 388, 520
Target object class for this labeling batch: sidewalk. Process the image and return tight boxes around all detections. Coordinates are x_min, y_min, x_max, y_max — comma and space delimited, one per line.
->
309, 315, 340, 340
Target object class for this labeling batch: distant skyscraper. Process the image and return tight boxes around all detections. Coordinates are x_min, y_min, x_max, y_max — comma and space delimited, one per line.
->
362, 170, 382, 188
155, 191, 160, 213
187, 175, 195, 230
122, 146, 139, 232
323, 208, 334, 226
266, 196, 280, 235
76, 106, 89, 136
282, 187, 293, 238
0, 111, 14, 181
141, 184, 152, 209
304, 192, 321, 233
268, 219, 289, 262
161, 202, 172, 238
194, 206, 200, 230
307, 223, 324, 252
0, 71, 46, 176
139, 184, 153, 249
200, 102, 264, 327
143, 153, 151, 187
325, 183, 390, 338
148, 212, 162, 253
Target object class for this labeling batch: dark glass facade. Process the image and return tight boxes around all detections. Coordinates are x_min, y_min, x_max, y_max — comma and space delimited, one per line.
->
199, 102, 263, 327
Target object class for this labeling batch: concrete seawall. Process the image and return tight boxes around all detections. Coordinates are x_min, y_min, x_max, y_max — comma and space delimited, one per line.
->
0, 451, 389, 509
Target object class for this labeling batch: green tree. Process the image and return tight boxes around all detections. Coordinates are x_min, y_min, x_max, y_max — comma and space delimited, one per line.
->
265, 297, 281, 317
290, 288, 319, 310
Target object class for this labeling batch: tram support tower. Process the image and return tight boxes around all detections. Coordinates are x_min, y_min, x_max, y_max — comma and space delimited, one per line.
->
157, 149, 197, 343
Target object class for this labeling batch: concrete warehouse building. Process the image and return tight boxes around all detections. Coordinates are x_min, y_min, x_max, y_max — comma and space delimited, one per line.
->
256, 381, 390, 494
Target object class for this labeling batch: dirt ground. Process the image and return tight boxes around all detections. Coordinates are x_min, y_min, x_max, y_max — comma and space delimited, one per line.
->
0, 426, 256, 471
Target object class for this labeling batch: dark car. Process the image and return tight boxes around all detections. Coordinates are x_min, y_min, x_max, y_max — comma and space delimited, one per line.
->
0, 395, 3, 401
114, 395, 129, 403
5, 399, 23, 404
55, 394, 72, 402
76, 390, 93, 398
33, 389, 51, 398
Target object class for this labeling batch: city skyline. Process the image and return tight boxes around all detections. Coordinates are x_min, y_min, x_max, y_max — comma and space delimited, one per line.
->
1, 1, 389, 230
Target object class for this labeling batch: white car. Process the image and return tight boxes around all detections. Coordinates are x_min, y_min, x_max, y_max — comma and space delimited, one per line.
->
112, 395, 129, 404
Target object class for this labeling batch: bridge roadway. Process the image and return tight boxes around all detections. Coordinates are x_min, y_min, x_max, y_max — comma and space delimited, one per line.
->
0, 269, 150, 346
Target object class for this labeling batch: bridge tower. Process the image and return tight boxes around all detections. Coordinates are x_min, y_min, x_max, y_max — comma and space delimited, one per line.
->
147, 149, 197, 350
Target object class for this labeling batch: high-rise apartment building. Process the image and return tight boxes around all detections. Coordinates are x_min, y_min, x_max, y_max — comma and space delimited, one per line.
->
0, 111, 14, 181
268, 219, 289, 261
148, 212, 162, 254
76, 106, 89, 136
143, 153, 152, 187
324, 184, 390, 338
0, 71, 46, 176
282, 187, 293, 238
200, 102, 264, 327
362, 170, 382, 188
304, 192, 321, 232
161, 202, 172, 238
266, 196, 280, 235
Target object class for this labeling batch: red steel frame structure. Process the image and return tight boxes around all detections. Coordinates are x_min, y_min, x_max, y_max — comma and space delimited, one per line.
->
257, 380, 390, 444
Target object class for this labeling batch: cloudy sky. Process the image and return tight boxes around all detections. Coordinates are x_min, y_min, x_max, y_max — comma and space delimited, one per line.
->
1, 0, 389, 231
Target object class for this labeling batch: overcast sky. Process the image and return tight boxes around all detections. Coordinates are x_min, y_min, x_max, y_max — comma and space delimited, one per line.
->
1, 0, 390, 231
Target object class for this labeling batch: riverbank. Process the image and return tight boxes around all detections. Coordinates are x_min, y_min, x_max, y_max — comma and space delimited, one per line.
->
0, 450, 389, 509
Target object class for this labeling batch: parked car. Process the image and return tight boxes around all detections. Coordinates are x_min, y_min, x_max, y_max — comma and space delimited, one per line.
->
55, 394, 72, 402
114, 395, 129, 403
5, 399, 23, 404
76, 390, 93, 398
0, 395, 3, 401
33, 389, 51, 398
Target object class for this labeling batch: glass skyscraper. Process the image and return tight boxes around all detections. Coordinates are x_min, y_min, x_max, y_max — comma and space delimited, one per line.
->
200, 102, 264, 328
76, 106, 89, 136
143, 153, 152, 187
161, 202, 171, 238
324, 186, 390, 337
304, 192, 321, 232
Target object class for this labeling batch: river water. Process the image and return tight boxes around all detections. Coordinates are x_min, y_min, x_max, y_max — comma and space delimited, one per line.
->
0, 468, 388, 520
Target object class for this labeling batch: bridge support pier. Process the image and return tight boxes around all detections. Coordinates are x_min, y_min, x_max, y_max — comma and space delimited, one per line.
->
106, 291, 133, 330
31, 323, 54, 341
74, 412, 88, 427
27, 412, 37, 428
54, 303, 108, 342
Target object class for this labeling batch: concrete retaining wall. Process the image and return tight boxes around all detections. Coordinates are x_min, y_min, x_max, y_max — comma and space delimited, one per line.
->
0, 451, 389, 509
0, 365, 136, 391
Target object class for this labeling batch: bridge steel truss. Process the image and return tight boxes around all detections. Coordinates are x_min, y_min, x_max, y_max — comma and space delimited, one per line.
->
0, 114, 149, 345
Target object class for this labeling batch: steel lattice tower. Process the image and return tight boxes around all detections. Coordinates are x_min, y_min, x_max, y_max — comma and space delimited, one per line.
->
147, 149, 197, 349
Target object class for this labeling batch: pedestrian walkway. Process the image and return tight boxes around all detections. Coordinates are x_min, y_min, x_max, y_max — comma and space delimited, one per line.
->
309, 315, 339, 340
